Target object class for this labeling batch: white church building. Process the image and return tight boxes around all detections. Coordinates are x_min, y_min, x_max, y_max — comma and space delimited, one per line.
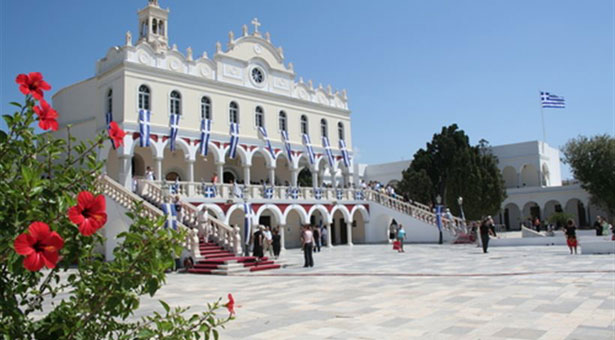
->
51, 0, 464, 260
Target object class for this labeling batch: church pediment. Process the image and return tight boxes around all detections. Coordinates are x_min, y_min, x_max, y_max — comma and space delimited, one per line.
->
217, 35, 292, 75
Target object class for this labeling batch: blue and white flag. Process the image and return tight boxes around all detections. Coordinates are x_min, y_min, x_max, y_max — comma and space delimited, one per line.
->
281, 130, 293, 162
540, 92, 565, 109
336, 189, 343, 200
354, 190, 364, 200
435, 205, 442, 232
264, 186, 274, 199
169, 113, 180, 151
229, 123, 240, 159
339, 139, 350, 168
203, 184, 216, 198
161, 203, 178, 230
314, 188, 322, 200
105, 111, 113, 130
138, 109, 151, 147
170, 179, 180, 195
302, 134, 315, 165
257, 126, 276, 160
286, 187, 299, 200
199, 119, 212, 156
243, 202, 253, 245
322, 136, 334, 167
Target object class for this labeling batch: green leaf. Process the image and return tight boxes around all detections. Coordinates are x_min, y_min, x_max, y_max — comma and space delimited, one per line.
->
160, 300, 170, 313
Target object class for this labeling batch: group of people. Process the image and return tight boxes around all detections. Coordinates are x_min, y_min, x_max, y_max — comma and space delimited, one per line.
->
467, 216, 497, 253
247, 225, 282, 260
594, 216, 614, 238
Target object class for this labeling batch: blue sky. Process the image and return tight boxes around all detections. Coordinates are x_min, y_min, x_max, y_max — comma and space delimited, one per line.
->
2, 1, 613, 179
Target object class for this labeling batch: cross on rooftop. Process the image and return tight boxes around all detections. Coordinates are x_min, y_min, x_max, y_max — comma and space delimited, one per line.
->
251, 18, 261, 33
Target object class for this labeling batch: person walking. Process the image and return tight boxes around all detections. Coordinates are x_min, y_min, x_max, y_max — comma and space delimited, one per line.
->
313, 225, 321, 252
301, 225, 314, 267
320, 224, 328, 247
564, 219, 578, 255
396, 224, 406, 253
263, 226, 274, 258
594, 216, 603, 236
479, 216, 495, 253
272, 228, 281, 259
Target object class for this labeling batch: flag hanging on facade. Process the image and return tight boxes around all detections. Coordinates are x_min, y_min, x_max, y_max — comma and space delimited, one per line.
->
281, 130, 293, 162
199, 119, 212, 156
339, 139, 350, 168
169, 113, 180, 151
203, 184, 216, 198
257, 126, 276, 160
105, 111, 113, 130
138, 109, 151, 147
243, 202, 252, 245
322, 136, 334, 167
229, 123, 240, 159
302, 134, 315, 165
161, 203, 178, 230
540, 92, 565, 108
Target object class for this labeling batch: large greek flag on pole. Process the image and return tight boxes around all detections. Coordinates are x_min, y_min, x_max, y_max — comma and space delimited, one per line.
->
243, 202, 253, 245
229, 123, 240, 159
161, 203, 178, 230
257, 126, 276, 160
281, 130, 293, 161
302, 134, 315, 165
339, 139, 350, 168
138, 109, 151, 147
540, 92, 565, 108
169, 113, 180, 151
199, 119, 212, 156
322, 136, 334, 167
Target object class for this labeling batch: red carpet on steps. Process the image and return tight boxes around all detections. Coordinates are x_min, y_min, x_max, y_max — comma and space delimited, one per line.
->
188, 240, 281, 274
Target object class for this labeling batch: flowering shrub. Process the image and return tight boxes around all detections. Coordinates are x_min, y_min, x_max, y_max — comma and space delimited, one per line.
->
0, 73, 234, 339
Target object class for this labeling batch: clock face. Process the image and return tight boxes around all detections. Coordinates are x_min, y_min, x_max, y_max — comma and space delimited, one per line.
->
251, 67, 264, 84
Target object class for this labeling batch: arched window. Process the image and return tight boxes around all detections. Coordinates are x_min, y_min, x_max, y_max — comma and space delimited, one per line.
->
229, 101, 239, 124
300, 115, 308, 135
159, 20, 164, 36
201, 96, 211, 120
106, 89, 113, 114
320, 119, 328, 138
170, 90, 181, 115
338, 122, 345, 141
278, 111, 287, 131
255, 106, 264, 128
138, 85, 150, 110
152, 19, 158, 34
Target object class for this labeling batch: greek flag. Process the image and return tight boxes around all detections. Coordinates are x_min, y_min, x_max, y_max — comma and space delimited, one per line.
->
435, 205, 442, 232
354, 191, 364, 200
313, 188, 322, 200
138, 109, 151, 147
336, 189, 343, 200
339, 139, 350, 168
161, 203, 178, 230
264, 186, 273, 199
169, 113, 180, 151
105, 111, 112, 130
286, 187, 299, 200
229, 123, 240, 159
302, 134, 315, 165
322, 136, 334, 167
203, 184, 216, 198
540, 92, 565, 108
243, 202, 253, 245
257, 126, 276, 160
199, 119, 212, 156
281, 130, 293, 161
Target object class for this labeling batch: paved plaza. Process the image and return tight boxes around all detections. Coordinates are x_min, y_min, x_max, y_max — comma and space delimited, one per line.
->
137, 243, 615, 339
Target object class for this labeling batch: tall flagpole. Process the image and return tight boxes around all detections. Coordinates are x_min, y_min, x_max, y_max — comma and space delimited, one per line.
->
540, 91, 546, 153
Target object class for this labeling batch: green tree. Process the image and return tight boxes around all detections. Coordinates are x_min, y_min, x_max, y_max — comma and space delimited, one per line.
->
563, 134, 615, 220
396, 124, 506, 220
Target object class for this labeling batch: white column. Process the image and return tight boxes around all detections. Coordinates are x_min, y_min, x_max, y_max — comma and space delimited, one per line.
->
279, 225, 286, 251
187, 159, 195, 196
311, 167, 319, 188
216, 162, 224, 184
268, 167, 275, 186
347, 220, 353, 246
118, 155, 132, 189
330, 169, 337, 188
155, 157, 163, 181
291, 168, 299, 187
243, 165, 251, 185
326, 223, 333, 247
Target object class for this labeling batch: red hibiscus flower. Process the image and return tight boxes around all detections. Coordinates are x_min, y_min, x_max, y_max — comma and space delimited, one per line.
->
33, 100, 59, 131
67, 191, 107, 236
108, 121, 126, 148
15, 72, 51, 100
14, 222, 64, 272
225, 293, 235, 316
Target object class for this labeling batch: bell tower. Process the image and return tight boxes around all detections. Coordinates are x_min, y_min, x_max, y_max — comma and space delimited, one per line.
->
137, 0, 169, 52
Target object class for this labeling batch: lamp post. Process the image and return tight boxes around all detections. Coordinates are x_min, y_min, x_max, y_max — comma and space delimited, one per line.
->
436, 194, 443, 244
457, 196, 466, 231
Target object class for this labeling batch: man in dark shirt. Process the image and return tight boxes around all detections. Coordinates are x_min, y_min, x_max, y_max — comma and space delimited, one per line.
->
479, 216, 495, 253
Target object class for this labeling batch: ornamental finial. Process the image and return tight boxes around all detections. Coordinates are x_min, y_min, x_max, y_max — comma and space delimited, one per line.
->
251, 18, 261, 33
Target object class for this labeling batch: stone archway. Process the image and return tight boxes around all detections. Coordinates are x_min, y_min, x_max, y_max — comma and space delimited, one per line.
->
351, 206, 368, 244
250, 149, 270, 185
520, 164, 539, 187
543, 200, 562, 223
504, 203, 521, 230
284, 209, 304, 249
565, 198, 587, 227
502, 166, 517, 188
275, 153, 292, 186
522, 201, 540, 225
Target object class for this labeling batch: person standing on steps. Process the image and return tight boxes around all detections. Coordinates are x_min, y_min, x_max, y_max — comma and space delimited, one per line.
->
564, 219, 578, 255
397, 224, 406, 253
301, 225, 314, 267
272, 227, 281, 259
145, 166, 155, 181
479, 216, 495, 253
